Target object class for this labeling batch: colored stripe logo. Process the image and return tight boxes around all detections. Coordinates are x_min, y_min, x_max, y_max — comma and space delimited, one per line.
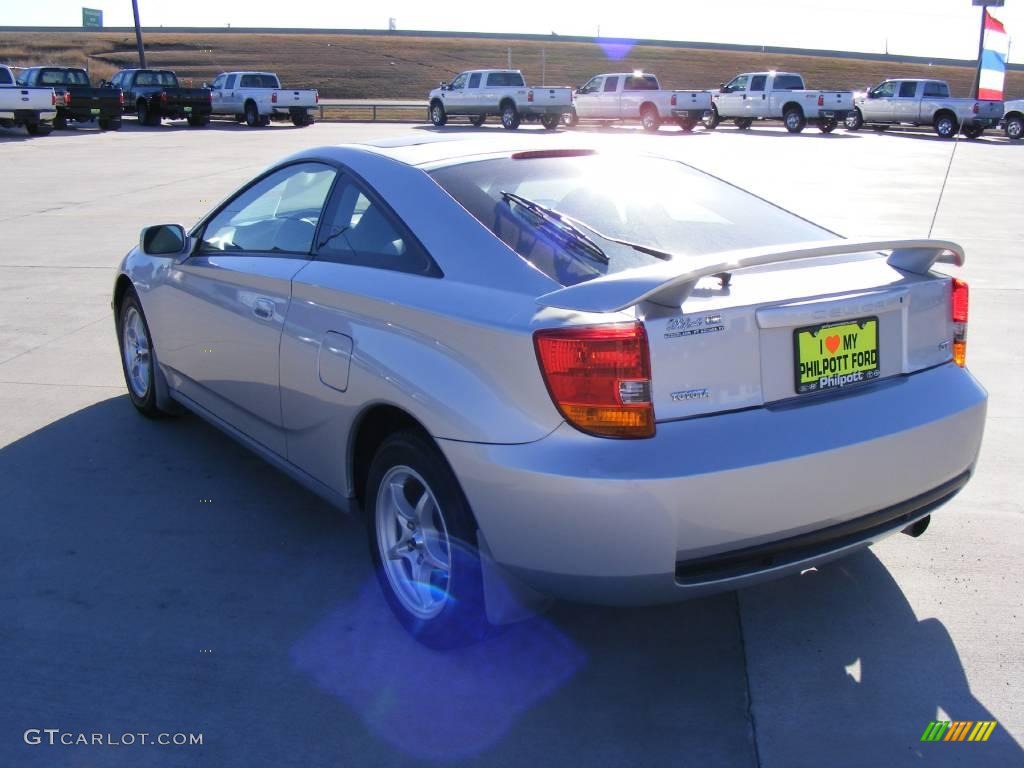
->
921, 721, 998, 742
979, 9, 1008, 100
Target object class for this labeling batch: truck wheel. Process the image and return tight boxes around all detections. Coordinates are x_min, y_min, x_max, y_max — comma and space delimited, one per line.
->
468, 115, 486, 127
845, 109, 863, 131
540, 114, 559, 131
98, 118, 122, 131
187, 115, 209, 128
562, 108, 578, 128
234, 114, 245, 123
783, 108, 806, 133
676, 117, 696, 132
934, 113, 958, 139
640, 106, 661, 132
961, 124, 984, 140
429, 101, 447, 127
367, 430, 491, 649
501, 103, 521, 130
734, 118, 752, 130
818, 117, 838, 133
703, 107, 720, 130
25, 123, 52, 136
1006, 115, 1024, 141
53, 113, 68, 130
245, 101, 260, 127
291, 113, 313, 127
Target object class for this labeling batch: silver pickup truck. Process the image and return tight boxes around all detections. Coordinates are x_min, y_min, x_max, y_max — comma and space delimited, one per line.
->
707, 71, 853, 133
845, 79, 1003, 139
1001, 99, 1023, 141
564, 72, 711, 132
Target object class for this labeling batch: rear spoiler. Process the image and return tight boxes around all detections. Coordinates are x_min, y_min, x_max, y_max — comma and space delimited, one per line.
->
536, 238, 964, 313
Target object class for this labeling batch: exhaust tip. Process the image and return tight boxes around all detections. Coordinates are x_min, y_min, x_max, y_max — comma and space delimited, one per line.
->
901, 515, 931, 538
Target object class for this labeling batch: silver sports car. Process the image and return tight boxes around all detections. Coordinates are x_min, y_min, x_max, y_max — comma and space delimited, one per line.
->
113, 137, 986, 647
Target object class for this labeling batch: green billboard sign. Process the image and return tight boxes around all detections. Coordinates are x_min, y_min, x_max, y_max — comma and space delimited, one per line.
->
82, 8, 103, 29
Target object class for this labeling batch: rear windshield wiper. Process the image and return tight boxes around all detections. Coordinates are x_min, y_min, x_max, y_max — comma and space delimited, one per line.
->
501, 191, 608, 264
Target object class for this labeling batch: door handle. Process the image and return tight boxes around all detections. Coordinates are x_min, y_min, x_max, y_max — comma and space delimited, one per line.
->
253, 299, 275, 320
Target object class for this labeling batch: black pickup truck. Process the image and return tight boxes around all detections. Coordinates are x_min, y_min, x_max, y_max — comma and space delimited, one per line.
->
107, 69, 211, 127
16, 67, 123, 130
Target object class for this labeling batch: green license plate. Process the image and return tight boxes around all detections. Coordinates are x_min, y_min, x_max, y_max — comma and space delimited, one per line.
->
90, 108, 101, 115
794, 317, 880, 394
184, 106, 192, 112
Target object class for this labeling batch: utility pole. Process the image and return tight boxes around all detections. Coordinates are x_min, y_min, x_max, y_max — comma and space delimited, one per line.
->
542, 48, 546, 86
131, 0, 147, 68
507, 47, 511, 69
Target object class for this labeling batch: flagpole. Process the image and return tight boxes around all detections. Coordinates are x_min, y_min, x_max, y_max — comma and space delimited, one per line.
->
972, 6, 987, 99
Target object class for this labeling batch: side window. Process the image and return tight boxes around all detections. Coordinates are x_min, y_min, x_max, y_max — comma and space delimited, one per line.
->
111, 72, 122, 87
14, 69, 29, 86
872, 82, 897, 98
726, 75, 749, 92
579, 77, 602, 95
923, 82, 948, 98
200, 163, 336, 255
316, 176, 433, 274
749, 75, 767, 92
468, 73, 481, 88
225, 74, 237, 89
449, 73, 468, 90
898, 81, 918, 98
211, 75, 225, 90
602, 76, 619, 93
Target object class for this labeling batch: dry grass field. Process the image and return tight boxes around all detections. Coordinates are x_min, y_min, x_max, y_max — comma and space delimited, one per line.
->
1, 30, 1020, 100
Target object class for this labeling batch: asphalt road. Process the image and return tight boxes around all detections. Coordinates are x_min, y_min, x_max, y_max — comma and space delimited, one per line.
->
1, 116, 1021, 768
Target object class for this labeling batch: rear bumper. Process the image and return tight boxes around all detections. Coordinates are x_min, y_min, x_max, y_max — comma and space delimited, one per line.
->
439, 363, 986, 605
0, 109, 57, 123
963, 117, 1000, 129
816, 109, 851, 120
521, 104, 570, 117
61, 105, 120, 120
671, 108, 710, 120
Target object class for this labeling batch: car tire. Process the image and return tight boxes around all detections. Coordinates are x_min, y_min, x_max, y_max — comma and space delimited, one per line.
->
703, 107, 720, 130
734, 117, 752, 130
138, 100, 159, 126
25, 123, 52, 136
562, 108, 578, 128
818, 117, 838, 133
429, 101, 447, 127
367, 430, 491, 649
934, 113, 958, 139
187, 114, 209, 128
117, 289, 168, 418
783, 107, 806, 133
1006, 115, 1024, 141
676, 117, 696, 132
53, 113, 68, 130
234, 114, 246, 123
640, 106, 661, 132
501, 102, 521, 130
845, 109, 863, 131
961, 124, 984, 140
245, 101, 260, 127
540, 114, 559, 130
469, 115, 486, 127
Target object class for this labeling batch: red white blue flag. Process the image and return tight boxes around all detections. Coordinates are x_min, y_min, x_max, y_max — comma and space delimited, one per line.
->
979, 9, 1008, 101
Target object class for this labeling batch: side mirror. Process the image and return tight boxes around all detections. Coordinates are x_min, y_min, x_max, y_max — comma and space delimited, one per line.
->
866, 91, 877, 100
140, 224, 188, 257
202, 82, 209, 88
440, 81, 448, 91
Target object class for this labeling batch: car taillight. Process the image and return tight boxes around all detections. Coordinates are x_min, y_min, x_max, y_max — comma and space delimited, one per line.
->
528, 90, 534, 102
817, 94, 824, 106
63, 91, 71, 106
160, 91, 167, 104
208, 90, 213, 103
272, 92, 278, 104
534, 322, 654, 438
51, 91, 56, 106
972, 102, 980, 114
315, 90, 319, 104
119, 90, 125, 107
671, 93, 677, 106
951, 279, 968, 367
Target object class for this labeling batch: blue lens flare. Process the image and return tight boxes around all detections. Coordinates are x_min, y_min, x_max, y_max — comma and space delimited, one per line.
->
597, 38, 635, 61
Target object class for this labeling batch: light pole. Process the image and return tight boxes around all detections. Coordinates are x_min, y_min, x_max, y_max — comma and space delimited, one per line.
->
132, 0, 147, 68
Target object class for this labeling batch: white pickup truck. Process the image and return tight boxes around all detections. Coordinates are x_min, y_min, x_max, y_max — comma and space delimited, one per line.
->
208, 71, 318, 127
1001, 99, 1024, 141
428, 69, 572, 130
563, 72, 712, 132
846, 79, 1003, 139
708, 71, 853, 133
0, 64, 57, 135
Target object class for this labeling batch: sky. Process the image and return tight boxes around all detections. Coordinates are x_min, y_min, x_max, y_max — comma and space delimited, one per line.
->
8, 0, 1023, 64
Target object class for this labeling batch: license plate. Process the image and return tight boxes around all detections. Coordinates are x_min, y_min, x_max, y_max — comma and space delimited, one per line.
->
794, 317, 880, 394
90, 108, 101, 115
184, 106, 192, 112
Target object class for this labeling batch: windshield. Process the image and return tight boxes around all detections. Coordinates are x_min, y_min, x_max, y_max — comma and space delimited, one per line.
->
429, 154, 830, 286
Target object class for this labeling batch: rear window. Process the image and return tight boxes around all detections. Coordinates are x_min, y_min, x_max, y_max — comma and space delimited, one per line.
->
623, 75, 659, 91
40, 69, 90, 86
485, 72, 525, 87
430, 155, 829, 287
773, 75, 804, 90
240, 73, 279, 88
135, 71, 179, 87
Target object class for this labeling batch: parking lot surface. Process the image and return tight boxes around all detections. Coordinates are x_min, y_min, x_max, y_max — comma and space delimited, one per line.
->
1, 118, 1021, 767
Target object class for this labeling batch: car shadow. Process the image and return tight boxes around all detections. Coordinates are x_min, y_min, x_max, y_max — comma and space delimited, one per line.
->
0, 396, 1019, 766
849, 127, 1009, 144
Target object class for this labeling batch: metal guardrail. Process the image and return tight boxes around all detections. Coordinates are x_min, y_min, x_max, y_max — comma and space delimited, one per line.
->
317, 99, 427, 122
